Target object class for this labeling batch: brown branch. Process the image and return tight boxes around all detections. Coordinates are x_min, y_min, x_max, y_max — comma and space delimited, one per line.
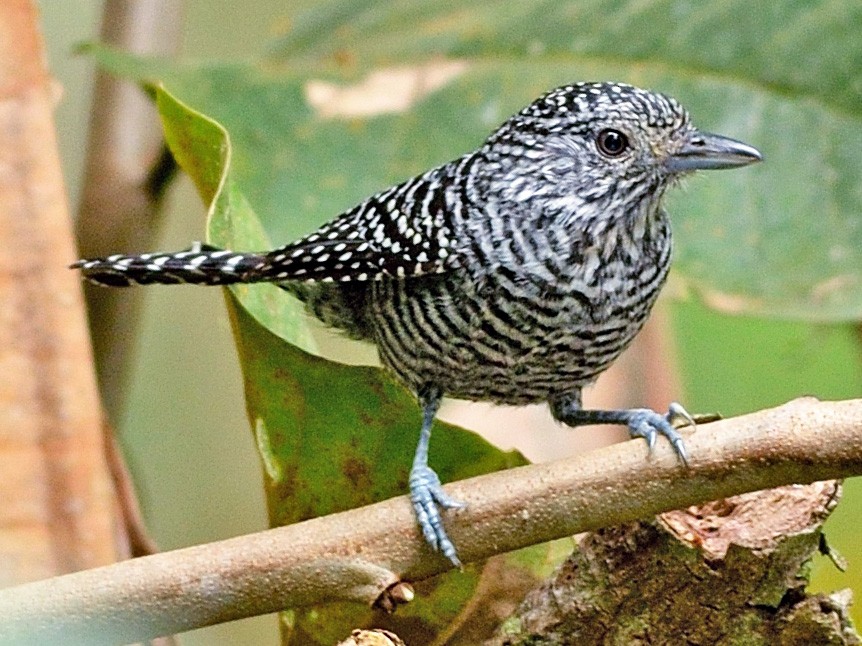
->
0, 0, 119, 584
75, 0, 184, 422
0, 398, 859, 643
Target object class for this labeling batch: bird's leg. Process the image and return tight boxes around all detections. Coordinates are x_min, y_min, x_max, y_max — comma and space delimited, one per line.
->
550, 390, 695, 466
409, 386, 466, 567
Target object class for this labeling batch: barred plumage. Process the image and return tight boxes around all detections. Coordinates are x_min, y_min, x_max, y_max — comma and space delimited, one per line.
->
74, 81, 762, 565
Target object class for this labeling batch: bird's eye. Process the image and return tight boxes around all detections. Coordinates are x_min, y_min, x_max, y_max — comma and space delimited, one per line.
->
596, 129, 629, 157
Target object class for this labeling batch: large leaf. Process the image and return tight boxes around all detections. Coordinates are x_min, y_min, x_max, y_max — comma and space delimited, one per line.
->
89, 0, 862, 320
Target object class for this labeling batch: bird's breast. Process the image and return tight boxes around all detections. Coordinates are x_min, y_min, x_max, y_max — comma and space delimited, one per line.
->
368, 210, 673, 403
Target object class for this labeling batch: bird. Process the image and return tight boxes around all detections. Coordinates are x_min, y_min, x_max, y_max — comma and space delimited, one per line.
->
73, 81, 762, 567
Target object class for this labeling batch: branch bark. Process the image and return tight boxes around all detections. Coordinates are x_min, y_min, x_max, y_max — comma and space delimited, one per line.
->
488, 481, 856, 645
0, 397, 859, 644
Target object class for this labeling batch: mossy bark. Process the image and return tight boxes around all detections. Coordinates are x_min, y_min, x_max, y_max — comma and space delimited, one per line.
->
490, 481, 858, 645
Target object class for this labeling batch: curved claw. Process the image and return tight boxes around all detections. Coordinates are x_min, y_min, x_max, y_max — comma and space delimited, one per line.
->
668, 401, 696, 429
626, 406, 693, 467
629, 418, 657, 452
409, 465, 465, 567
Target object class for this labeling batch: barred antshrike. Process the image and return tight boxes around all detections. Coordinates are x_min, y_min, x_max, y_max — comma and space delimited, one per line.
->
75, 82, 762, 565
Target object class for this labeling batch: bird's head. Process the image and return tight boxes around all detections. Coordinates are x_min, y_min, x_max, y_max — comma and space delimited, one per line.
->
482, 82, 761, 222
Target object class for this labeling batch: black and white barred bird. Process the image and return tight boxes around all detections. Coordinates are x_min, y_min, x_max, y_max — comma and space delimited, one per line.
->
74, 82, 761, 566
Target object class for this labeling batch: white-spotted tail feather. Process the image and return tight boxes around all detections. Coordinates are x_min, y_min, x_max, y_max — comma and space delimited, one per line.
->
72, 244, 267, 287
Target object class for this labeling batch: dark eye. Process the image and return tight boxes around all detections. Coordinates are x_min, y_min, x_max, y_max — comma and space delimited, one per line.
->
596, 129, 629, 157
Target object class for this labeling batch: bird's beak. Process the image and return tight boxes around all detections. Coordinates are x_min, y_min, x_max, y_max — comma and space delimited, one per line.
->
666, 132, 763, 173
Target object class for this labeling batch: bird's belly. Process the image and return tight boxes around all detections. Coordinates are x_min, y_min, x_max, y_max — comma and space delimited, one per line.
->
370, 275, 652, 405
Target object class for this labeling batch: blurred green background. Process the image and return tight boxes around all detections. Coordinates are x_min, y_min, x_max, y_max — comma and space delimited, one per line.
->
43, 1, 862, 644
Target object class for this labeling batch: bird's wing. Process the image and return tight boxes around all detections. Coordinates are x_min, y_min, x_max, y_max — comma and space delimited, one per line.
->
262, 166, 463, 283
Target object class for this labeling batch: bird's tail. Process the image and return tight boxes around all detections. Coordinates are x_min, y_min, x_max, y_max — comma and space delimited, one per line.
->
72, 243, 268, 287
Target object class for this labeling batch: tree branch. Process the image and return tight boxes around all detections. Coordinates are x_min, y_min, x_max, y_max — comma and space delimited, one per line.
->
0, 397, 859, 644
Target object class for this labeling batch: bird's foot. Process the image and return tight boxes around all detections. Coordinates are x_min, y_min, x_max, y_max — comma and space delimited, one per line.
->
409, 464, 466, 567
625, 402, 695, 466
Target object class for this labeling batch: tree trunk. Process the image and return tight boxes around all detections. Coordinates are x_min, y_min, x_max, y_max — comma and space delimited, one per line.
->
0, 0, 119, 585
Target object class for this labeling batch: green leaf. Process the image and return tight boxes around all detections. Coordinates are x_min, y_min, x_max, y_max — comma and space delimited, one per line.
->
88, 0, 862, 320
225, 294, 525, 524
156, 85, 318, 352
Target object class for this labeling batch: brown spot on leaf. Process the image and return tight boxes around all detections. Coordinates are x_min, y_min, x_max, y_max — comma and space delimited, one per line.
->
332, 48, 356, 69
342, 455, 372, 489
